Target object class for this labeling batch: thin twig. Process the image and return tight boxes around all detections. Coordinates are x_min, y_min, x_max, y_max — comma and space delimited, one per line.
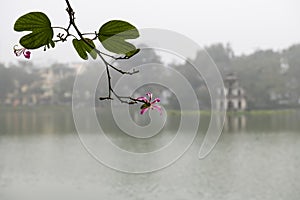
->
64, 0, 139, 104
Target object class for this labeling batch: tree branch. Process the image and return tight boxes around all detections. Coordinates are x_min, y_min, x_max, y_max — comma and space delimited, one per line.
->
64, 0, 139, 104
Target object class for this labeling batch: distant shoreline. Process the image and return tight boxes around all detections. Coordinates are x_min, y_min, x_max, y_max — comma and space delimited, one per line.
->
1, 105, 298, 115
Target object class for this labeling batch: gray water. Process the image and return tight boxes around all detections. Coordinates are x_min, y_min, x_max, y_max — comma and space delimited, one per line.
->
0, 107, 299, 200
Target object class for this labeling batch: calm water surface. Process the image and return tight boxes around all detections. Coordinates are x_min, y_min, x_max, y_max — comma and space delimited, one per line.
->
0, 107, 299, 200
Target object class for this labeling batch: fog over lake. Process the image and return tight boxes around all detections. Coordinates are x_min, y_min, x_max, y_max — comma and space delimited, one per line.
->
0, 107, 299, 200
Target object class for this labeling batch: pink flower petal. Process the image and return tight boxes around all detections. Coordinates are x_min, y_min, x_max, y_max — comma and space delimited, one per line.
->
146, 92, 152, 101
24, 51, 31, 59
140, 107, 149, 115
152, 105, 162, 115
14, 45, 31, 59
137, 96, 149, 103
151, 98, 160, 104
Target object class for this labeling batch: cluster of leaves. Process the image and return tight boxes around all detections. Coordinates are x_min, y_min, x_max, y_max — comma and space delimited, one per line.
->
14, 12, 140, 60
13, 0, 146, 105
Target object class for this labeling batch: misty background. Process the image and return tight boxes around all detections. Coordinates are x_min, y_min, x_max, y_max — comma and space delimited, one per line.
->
1, 1, 300, 200
1, 0, 300, 64
1, 43, 300, 110
1, 0, 299, 109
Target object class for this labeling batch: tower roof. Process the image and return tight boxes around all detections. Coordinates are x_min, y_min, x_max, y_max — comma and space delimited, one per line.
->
224, 72, 238, 82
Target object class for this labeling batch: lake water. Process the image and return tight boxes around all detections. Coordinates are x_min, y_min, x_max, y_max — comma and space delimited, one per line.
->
0, 107, 299, 200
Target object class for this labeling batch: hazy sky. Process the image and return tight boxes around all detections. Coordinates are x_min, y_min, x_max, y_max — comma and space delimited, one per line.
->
1, 0, 299, 65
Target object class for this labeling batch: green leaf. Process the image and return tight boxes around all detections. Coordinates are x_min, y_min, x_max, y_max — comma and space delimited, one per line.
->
125, 48, 140, 58
98, 20, 139, 57
72, 38, 97, 60
14, 12, 54, 49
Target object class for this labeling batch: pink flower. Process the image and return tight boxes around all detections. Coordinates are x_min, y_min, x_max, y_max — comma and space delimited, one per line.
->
137, 92, 162, 115
13, 45, 31, 59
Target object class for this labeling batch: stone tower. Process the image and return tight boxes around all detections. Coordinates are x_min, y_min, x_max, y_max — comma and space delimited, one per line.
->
216, 73, 247, 111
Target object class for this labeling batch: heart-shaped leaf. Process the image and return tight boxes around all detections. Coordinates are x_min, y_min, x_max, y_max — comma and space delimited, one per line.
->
72, 38, 97, 60
98, 20, 139, 57
14, 12, 54, 49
